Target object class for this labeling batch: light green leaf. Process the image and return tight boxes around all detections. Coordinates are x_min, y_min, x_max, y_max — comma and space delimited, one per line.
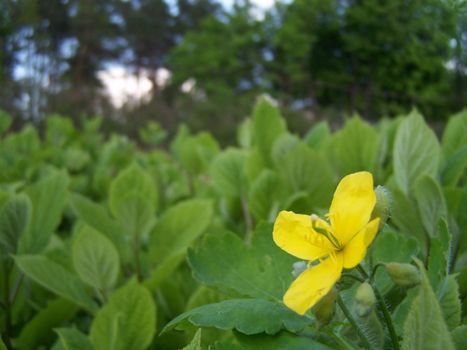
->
182, 329, 202, 350
69, 193, 126, 257
414, 175, 447, 237
188, 224, 295, 301
442, 145, 467, 186
428, 220, 452, 290
0, 193, 31, 258
19, 171, 69, 254
109, 163, 157, 237
442, 110, 467, 158
90, 280, 156, 350
303, 121, 331, 150
14, 255, 98, 313
277, 142, 335, 208
248, 170, 281, 222
210, 149, 246, 197
252, 96, 286, 163
163, 299, 311, 335
14, 298, 78, 350
55, 328, 94, 350
72, 225, 119, 291
393, 111, 441, 195
401, 259, 455, 350
149, 198, 213, 264
439, 275, 461, 330
330, 115, 381, 176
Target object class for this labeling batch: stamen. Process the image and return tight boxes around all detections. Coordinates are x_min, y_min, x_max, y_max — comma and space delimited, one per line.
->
310, 214, 341, 249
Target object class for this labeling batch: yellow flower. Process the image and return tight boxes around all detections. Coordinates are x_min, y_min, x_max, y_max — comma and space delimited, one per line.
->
273, 171, 380, 315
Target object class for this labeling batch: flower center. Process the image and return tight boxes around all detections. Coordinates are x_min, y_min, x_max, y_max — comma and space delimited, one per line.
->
310, 214, 342, 250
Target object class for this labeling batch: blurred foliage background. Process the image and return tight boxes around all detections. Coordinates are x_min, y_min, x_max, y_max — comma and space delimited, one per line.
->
0, 0, 466, 141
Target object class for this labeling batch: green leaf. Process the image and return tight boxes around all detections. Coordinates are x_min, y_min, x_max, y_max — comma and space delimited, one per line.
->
72, 225, 119, 291
163, 299, 310, 335
277, 142, 335, 208
414, 175, 447, 237
401, 259, 455, 350
303, 121, 331, 150
14, 255, 98, 313
235, 331, 334, 350
442, 145, 467, 186
252, 96, 286, 163
182, 329, 202, 350
0, 193, 31, 258
188, 224, 295, 302
330, 115, 381, 176
109, 163, 157, 237
210, 149, 246, 197
55, 328, 94, 350
451, 325, 467, 350
439, 275, 461, 330
149, 198, 213, 264
427, 220, 452, 290
248, 170, 281, 222
442, 110, 467, 159
393, 111, 441, 195
19, 171, 69, 254
0, 339, 6, 350
90, 280, 156, 350
14, 298, 78, 350
69, 193, 126, 255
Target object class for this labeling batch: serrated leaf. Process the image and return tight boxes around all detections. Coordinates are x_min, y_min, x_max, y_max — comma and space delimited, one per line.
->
210, 149, 246, 197
0, 193, 31, 258
188, 223, 295, 301
401, 259, 455, 350
90, 280, 156, 350
414, 175, 447, 237
439, 275, 461, 330
393, 111, 441, 195
55, 328, 94, 350
163, 299, 311, 335
19, 171, 69, 254
14, 255, 98, 313
72, 225, 119, 291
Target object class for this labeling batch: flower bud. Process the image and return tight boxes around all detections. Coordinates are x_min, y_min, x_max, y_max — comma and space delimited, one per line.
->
292, 261, 307, 278
314, 288, 337, 326
355, 282, 376, 317
385, 262, 420, 287
371, 186, 391, 229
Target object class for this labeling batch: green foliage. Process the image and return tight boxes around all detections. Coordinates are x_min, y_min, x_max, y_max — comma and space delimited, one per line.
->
401, 259, 455, 350
163, 299, 310, 335
90, 280, 156, 350
72, 225, 120, 291
55, 328, 94, 350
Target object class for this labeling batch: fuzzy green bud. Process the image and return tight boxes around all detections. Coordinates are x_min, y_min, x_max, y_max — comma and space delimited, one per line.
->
355, 282, 376, 317
385, 262, 420, 287
314, 288, 337, 326
371, 185, 391, 229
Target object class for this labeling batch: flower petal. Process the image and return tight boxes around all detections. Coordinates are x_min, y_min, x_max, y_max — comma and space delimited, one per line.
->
273, 211, 334, 261
342, 218, 380, 269
329, 172, 376, 245
283, 254, 343, 315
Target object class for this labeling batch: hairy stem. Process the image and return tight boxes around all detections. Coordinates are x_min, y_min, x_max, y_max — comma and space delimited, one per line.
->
336, 294, 373, 350
357, 265, 400, 350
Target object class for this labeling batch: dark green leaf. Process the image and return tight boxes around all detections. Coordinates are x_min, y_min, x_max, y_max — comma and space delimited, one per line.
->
55, 328, 94, 350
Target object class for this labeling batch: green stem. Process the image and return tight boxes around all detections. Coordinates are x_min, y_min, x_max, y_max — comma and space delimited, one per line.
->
241, 193, 253, 244
370, 263, 385, 283
357, 265, 400, 350
341, 273, 365, 283
336, 294, 373, 350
